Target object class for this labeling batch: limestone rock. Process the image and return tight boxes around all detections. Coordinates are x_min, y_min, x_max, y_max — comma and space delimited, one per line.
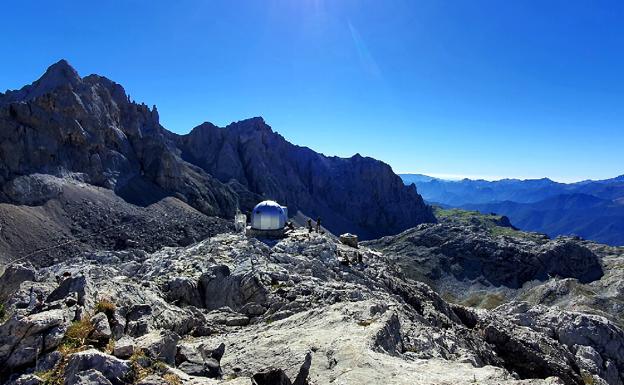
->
135, 330, 180, 365
198, 265, 268, 311
64, 350, 131, 385
6, 374, 43, 385
65, 369, 113, 385
46, 275, 92, 307
112, 336, 135, 359
0, 309, 69, 373
0, 264, 36, 304
175, 341, 224, 378
90, 312, 112, 341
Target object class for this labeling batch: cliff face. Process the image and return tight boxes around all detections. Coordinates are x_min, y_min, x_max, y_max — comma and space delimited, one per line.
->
0, 60, 433, 240
0, 60, 239, 217
176, 119, 434, 239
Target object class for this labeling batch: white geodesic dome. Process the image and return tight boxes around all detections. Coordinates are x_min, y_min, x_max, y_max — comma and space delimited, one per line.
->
251, 200, 287, 230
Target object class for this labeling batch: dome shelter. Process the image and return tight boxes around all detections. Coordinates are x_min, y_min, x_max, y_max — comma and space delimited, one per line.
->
251, 200, 287, 230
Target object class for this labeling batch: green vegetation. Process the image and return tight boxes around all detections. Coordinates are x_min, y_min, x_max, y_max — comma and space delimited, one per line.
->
434, 207, 544, 242
63, 318, 95, 349
38, 300, 119, 384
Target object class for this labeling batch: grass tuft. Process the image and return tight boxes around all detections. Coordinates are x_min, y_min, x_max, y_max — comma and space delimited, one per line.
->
95, 299, 117, 321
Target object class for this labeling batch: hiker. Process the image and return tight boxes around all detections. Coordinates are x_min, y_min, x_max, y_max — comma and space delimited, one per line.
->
307, 218, 313, 233
357, 252, 363, 264
316, 217, 322, 233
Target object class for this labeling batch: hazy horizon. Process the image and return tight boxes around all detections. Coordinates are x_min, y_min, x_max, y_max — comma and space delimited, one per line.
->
397, 172, 621, 183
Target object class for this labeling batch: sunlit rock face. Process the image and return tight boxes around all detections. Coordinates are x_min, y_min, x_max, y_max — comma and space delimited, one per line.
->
2, 231, 623, 384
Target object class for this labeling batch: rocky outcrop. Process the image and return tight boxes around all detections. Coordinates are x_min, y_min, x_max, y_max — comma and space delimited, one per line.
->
175, 118, 435, 239
64, 349, 132, 385
1, 230, 622, 384
0, 60, 239, 218
364, 222, 603, 289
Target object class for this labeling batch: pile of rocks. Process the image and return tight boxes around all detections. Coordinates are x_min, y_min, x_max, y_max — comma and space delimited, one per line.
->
0, 230, 622, 384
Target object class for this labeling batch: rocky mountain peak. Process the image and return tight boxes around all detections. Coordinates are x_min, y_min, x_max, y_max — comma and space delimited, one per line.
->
1, 59, 81, 104
40, 59, 80, 85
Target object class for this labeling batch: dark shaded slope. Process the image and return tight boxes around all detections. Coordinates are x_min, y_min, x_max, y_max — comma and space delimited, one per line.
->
175, 119, 435, 239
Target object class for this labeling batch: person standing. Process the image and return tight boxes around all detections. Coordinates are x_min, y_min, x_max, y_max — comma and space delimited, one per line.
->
316, 217, 322, 233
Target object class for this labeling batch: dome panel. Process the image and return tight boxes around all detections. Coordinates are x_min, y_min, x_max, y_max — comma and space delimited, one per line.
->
251, 200, 286, 230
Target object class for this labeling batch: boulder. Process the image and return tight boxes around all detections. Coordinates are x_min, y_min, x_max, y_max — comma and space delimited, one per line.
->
46, 275, 91, 307
112, 336, 135, 359
0, 309, 68, 372
0, 264, 36, 304
6, 374, 43, 385
135, 330, 180, 365
252, 369, 293, 385
250, 352, 312, 385
90, 312, 112, 341
175, 342, 224, 378
198, 265, 268, 311
163, 277, 202, 307
36, 350, 63, 372
482, 321, 583, 384
64, 350, 132, 385
65, 369, 113, 385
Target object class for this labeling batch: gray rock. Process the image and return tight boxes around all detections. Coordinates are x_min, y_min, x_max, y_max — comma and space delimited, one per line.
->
36, 350, 63, 372
135, 330, 180, 365
65, 369, 113, 385
46, 275, 91, 307
6, 374, 43, 385
135, 375, 168, 385
90, 312, 112, 341
225, 314, 250, 327
164, 277, 201, 307
64, 349, 131, 385
0, 309, 68, 373
175, 342, 224, 378
365, 223, 603, 289
199, 265, 268, 311
0, 264, 36, 304
112, 336, 135, 359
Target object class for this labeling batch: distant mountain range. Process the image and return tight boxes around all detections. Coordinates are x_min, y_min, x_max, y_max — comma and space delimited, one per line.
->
400, 173, 624, 245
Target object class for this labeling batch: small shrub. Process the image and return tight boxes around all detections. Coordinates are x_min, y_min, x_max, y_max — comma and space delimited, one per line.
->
129, 349, 175, 383
95, 299, 116, 321
163, 373, 182, 385
63, 318, 94, 349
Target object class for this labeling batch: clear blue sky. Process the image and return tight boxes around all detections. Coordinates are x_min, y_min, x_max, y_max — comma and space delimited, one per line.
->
2, 1, 623, 182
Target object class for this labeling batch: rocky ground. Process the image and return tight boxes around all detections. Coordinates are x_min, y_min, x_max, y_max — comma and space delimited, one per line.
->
363, 208, 624, 329
0, 175, 233, 267
2, 228, 623, 385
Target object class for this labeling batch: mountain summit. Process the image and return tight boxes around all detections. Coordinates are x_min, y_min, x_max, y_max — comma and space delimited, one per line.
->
0, 60, 433, 263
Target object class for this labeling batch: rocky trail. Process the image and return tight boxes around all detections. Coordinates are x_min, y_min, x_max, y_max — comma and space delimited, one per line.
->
2, 228, 623, 385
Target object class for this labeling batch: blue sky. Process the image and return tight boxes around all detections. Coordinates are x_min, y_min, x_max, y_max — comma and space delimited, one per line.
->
2, 1, 623, 182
